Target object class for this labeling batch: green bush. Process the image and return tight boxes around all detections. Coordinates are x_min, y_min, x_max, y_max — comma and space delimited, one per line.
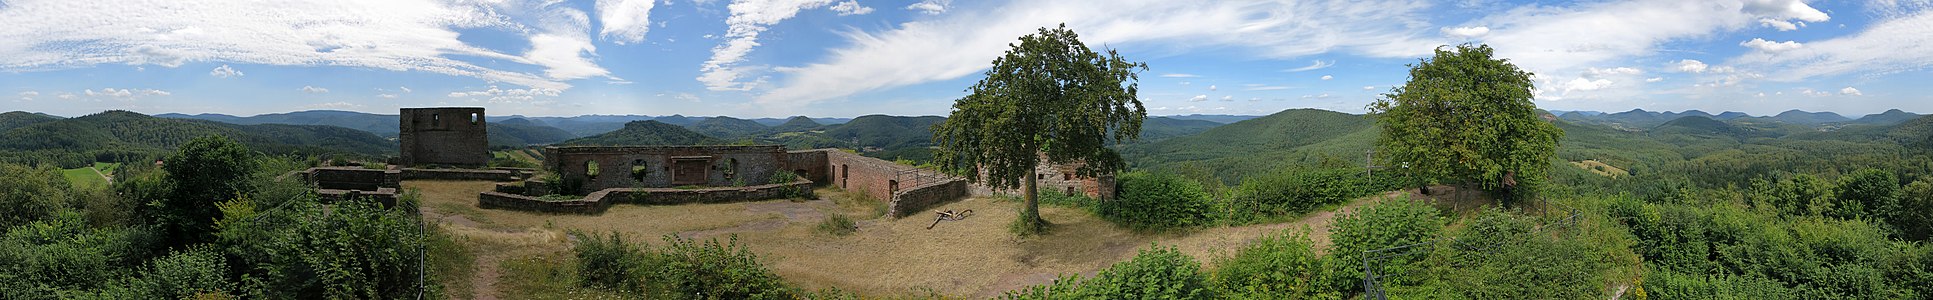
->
215, 195, 425, 299
1211, 230, 1334, 299
1833, 168, 1898, 220
1002, 245, 1215, 299
1323, 196, 1442, 294
0, 164, 72, 229
0, 212, 149, 299
1226, 169, 1370, 224
1101, 171, 1217, 231
573, 231, 649, 292
1898, 177, 1933, 241
648, 235, 796, 299
816, 213, 856, 236
154, 135, 257, 247
1436, 209, 1608, 299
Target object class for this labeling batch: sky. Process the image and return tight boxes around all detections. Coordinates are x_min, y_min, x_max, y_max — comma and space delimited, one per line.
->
2, 0, 1930, 118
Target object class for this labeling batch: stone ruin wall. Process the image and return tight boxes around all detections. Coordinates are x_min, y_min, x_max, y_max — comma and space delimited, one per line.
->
399, 107, 489, 167
546, 145, 788, 195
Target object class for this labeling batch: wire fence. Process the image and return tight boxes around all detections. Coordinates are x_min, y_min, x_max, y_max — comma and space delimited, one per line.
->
1361, 199, 1583, 300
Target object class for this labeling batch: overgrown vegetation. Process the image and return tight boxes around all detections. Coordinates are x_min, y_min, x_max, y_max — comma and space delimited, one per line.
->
1100, 171, 1216, 231
566, 232, 851, 299
1001, 245, 1215, 299
816, 213, 856, 236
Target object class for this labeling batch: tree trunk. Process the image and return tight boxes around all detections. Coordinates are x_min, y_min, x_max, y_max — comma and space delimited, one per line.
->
1022, 169, 1040, 228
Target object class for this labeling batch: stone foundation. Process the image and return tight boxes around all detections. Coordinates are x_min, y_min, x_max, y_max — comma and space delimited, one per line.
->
478, 179, 814, 214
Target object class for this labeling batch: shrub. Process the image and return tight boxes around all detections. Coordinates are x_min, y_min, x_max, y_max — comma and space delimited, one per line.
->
0, 211, 149, 299
573, 231, 649, 292
1833, 168, 1898, 220
816, 213, 856, 236
648, 235, 796, 299
1226, 169, 1370, 224
216, 195, 425, 299
155, 135, 258, 247
1323, 196, 1442, 293
1002, 245, 1215, 299
1211, 230, 1334, 299
1101, 171, 1217, 231
0, 163, 72, 229
1898, 177, 1933, 241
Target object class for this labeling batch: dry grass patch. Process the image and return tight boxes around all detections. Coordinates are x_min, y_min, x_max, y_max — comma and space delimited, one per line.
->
406, 179, 1406, 298
1571, 160, 1628, 178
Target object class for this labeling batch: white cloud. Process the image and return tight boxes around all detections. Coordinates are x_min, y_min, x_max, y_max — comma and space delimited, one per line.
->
1220, 95, 1233, 101
1188, 94, 1207, 102
1440, 26, 1490, 38
1733, 11, 1933, 81
447, 85, 563, 103
1741, 0, 1830, 22
1160, 73, 1200, 78
301, 86, 329, 94
305, 101, 363, 109
1800, 88, 1831, 96
379, 94, 398, 98
1284, 60, 1336, 72
1300, 93, 1332, 99
758, 0, 1444, 106
1208, 85, 1217, 91
906, 0, 949, 15
830, 1, 874, 16
143, 90, 170, 96
596, 0, 659, 45
18, 91, 38, 100
1473, 0, 1831, 82
1320, 75, 1334, 80
701, 0, 859, 91
1646, 77, 1663, 82
1562, 78, 1614, 93
0, 0, 612, 91
1841, 86, 1862, 96
1245, 85, 1290, 91
1585, 67, 1642, 76
1740, 38, 1803, 52
399, 86, 412, 93
1677, 59, 1710, 73
209, 64, 243, 78
1759, 18, 1799, 31
1362, 86, 1375, 91
71, 88, 166, 100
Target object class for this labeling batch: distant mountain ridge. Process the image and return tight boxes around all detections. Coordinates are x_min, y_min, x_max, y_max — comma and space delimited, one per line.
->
559, 120, 722, 146
1, 110, 392, 155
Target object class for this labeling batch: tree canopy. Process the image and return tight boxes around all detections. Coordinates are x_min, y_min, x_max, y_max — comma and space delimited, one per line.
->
1369, 44, 1562, 200
932, 24, 1146, 233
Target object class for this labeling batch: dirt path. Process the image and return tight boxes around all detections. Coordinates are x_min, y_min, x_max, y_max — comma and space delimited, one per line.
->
88, 166, 111, 184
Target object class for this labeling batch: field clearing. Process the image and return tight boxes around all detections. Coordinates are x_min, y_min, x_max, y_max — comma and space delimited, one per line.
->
406, 180, 1395, 298
60, 162, 119, 190
1571, 160, 1628, 178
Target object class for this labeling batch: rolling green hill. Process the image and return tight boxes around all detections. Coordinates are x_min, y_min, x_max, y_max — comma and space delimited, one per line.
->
1133, 117, 1223, 142
1124, 109, 1376, 182
0, 111, 60, 132
823, 115, 945, 150
0, 110, 393, 166
1651, 116, 1771, 138
771, 116, 823, 133
488, 118, 578, 148
687, 116, 770, 140
558, 120, 722, 146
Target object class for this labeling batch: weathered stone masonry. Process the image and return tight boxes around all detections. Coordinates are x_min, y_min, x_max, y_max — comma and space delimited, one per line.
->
399, 107, 489, 167
546, 145, 789, 195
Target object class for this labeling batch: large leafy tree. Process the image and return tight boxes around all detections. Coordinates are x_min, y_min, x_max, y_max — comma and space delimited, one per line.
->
152, 135, 256, 247
1369, 44, 1562, 202
933, 24, 1147, 233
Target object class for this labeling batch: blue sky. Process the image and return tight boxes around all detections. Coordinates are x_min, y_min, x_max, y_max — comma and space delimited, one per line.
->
2, 0, 1930, 118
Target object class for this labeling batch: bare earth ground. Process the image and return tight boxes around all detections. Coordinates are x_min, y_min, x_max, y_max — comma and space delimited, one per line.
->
406, 180, 1416, 298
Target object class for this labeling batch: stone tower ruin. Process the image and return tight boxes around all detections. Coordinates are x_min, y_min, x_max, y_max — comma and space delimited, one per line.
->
399, 107, 489, 167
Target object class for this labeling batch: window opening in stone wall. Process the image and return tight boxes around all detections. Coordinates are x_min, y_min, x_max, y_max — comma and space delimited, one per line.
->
723, 158, 739, 182
1064, 173, 1072, 181
631, 159, 649, 183
471, 112, 480, 124
586, 160, 601, 179
431, 113, 440, 127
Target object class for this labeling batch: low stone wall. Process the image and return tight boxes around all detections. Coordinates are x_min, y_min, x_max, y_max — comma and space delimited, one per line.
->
477, 179, 813, 214
303, 167, 401, 190
318, 188, 399, 207
478, 192, 604, 214
888, 180, 968, 218
401, 168, 520, 181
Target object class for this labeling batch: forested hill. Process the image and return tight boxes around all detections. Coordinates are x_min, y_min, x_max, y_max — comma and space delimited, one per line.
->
0, 111, 60, 132
558, 120, 722, 146
0, 110, 393, 167
1123, 108, 1376, 182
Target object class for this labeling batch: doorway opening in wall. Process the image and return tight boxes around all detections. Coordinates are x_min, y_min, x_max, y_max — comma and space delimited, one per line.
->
631, 159, 650, 183
673, 157, 710, 186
